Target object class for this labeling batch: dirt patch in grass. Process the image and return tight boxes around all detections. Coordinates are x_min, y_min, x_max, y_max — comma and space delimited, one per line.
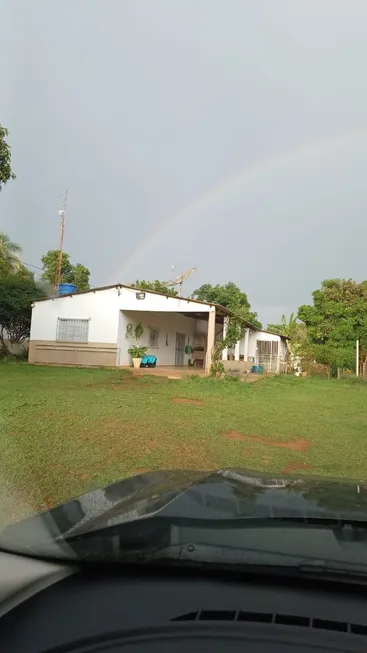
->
282, 462, 312, 473
172, 397, 203, 406
223, 431, 310, 452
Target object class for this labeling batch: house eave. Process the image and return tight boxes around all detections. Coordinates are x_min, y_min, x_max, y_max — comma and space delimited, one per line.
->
32, 282, 232, 317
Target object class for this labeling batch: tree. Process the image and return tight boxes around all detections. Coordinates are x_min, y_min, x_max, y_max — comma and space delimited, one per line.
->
0, 125, 16, 191
0, 232, 22, 274
131, 279, 178, 296
312, 343, 356, 375
267, 313, 307, 365
192, 282, 262, 328
0, 273, 45, 352
41, 250, 72, 286
0, 232, 33, 282
41, 250, 90, 291
298, 279, 367, 374
70, 263, 90, 292
268, 312, 297, 338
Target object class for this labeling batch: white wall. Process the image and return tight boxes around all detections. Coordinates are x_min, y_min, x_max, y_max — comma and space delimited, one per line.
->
255, 331, 282, 342
280, 338, 287, 359
30, 288, 120, 343
246, 333, 255, 360
119, 310, 198, 366
119, 287, 213, 314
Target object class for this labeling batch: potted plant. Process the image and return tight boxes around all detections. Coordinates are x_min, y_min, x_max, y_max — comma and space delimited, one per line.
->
126, 322, 147, 368
128, 345, 148, 368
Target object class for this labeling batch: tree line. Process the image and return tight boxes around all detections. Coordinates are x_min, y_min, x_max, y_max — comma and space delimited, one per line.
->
269, 280, 367, 376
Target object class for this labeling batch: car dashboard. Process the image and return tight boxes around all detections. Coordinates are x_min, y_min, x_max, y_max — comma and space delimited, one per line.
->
1, 551, 367, 652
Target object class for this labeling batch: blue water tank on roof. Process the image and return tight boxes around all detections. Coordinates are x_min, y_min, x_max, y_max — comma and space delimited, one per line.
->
58, 283, 77, 295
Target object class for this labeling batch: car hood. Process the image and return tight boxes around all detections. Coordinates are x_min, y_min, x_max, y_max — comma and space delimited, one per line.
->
2, 468, 367, 561
0, 469, 367, 559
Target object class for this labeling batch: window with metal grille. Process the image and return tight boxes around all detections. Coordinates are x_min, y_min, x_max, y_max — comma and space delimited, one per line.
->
56, 318, 89, 342
257, 340, 278, 356
149, 327, 159, 348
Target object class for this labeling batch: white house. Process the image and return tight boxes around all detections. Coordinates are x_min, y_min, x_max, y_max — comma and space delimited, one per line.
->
28, 283, 287, 373
28, 284, 229, 372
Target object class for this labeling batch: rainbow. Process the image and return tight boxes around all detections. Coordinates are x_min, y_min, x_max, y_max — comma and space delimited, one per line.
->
112, 127, 367, 280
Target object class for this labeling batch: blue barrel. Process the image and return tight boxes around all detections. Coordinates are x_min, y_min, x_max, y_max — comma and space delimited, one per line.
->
58, 283, 77, 295
252, 365, 264, 374
252, 365, 258, 373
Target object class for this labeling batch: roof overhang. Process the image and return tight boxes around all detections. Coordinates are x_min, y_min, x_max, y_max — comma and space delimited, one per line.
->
33, 282, 232, 316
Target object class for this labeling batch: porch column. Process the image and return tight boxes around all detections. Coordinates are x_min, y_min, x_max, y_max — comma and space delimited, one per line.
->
221, 316, 229, 360
244, 328, 250, 361
234, 339, 240, 361
277, 337, 281, 373
205, 307, 216, 373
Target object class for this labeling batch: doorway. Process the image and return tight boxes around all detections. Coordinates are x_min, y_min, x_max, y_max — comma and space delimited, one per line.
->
256, 340, 279, 372
175, 332, 185, 366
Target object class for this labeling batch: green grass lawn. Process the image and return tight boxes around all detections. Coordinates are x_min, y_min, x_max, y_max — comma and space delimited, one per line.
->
1, 362, 367, 525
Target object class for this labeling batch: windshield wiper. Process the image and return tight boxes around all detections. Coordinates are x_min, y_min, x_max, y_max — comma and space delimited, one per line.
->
296, 559, 367, 583
116, 546, 367, 586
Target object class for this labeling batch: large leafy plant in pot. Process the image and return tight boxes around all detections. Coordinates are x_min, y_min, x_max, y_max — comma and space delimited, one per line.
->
126, 322, 147, 368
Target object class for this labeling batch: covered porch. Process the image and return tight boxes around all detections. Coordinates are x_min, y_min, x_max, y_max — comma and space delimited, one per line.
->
117, 304, 228, 373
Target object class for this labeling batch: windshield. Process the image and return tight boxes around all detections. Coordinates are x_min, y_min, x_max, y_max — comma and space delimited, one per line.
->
1, 1, 367, 574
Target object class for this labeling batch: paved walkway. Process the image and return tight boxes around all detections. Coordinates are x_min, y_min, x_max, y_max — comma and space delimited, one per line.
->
121, 365, 207, 379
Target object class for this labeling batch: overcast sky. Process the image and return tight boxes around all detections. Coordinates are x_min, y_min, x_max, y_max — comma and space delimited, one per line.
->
1, 0, 367, 324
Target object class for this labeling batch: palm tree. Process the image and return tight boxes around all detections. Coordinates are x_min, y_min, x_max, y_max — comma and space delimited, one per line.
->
268, 313, 298, 339
268, 313, 306, 368
0, 232, 22, 271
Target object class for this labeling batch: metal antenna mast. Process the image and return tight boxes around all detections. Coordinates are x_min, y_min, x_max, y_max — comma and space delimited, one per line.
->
55, 191, 67, 291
